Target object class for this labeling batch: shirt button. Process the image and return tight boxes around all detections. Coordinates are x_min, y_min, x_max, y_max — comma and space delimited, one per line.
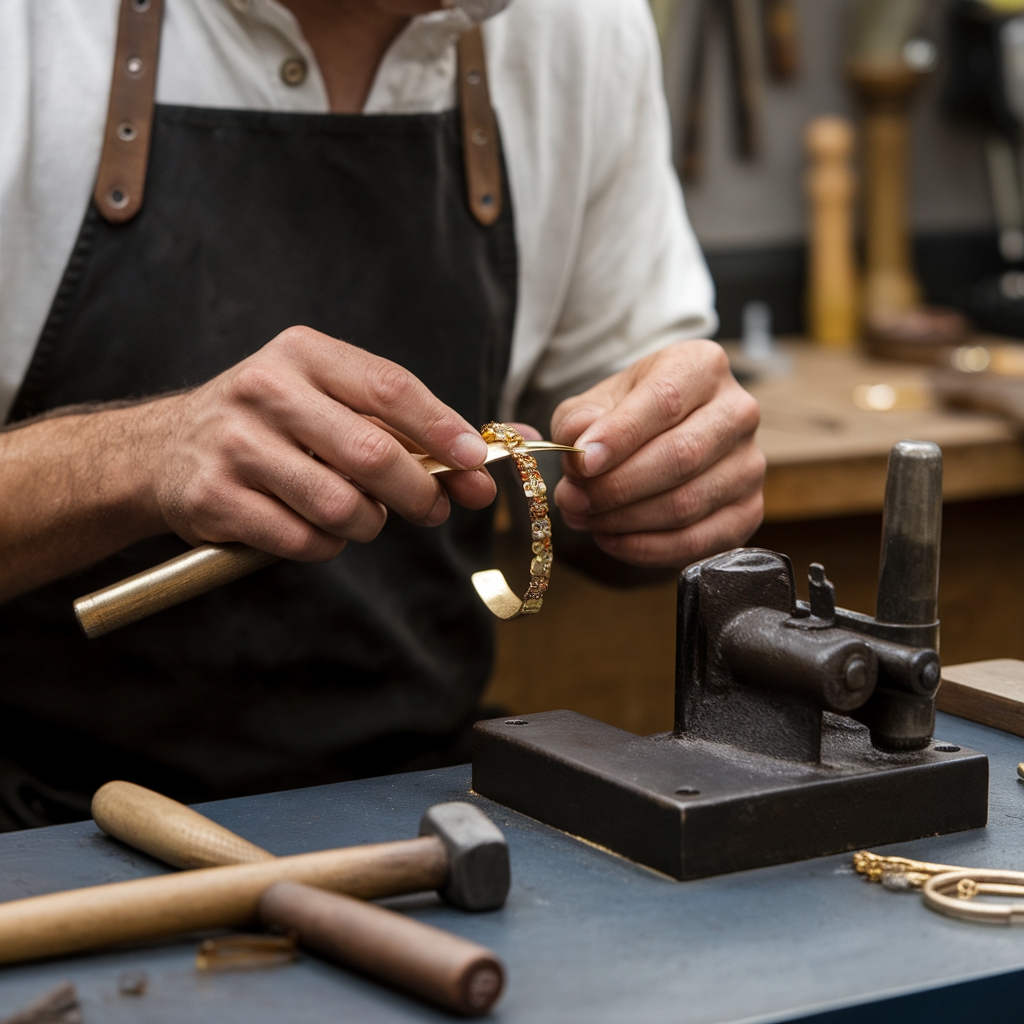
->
280, 57, 308, 86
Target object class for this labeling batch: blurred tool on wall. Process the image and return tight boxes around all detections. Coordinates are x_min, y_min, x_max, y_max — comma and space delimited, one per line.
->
943, 0, 1024, 336
846, 0, 973, 361
804, 116, 860, 348
675, 0, 799, 182
846, 0, 930, 316
764, 0, 800, 82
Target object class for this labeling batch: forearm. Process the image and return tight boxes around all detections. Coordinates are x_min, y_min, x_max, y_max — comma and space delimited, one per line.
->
0, 402, 169, 603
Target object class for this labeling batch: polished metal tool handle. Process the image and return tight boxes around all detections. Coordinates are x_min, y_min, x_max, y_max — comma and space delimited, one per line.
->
74, 441, 581, 638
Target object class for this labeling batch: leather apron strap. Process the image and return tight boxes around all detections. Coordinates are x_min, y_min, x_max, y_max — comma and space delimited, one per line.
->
456, 26, 503, 227
94, 0, 164, 224
93, 0, 502, 228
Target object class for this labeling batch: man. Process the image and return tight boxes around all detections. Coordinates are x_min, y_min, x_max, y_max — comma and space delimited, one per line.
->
0, 0, 763, 822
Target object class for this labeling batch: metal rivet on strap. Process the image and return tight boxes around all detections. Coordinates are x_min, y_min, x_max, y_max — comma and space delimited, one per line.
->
132, 0, 151, 11
480, 194, 494, 207
126, 56, 144, 76
280, 57, 308, 86
466, 71, 482, 86
107, 189, 130, 210
471, 129, 488, 146
117, 123, 138, 142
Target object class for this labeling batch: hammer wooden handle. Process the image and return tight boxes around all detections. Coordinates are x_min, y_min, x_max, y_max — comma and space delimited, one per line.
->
261, 882, 504, 1016
0, 838, 447, 966
92, 780, 274, 869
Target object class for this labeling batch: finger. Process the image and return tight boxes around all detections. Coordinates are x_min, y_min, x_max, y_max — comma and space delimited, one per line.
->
510, 422, 543, 442
438, 468, 497, 510
560, 443, 765, 535
279, 392, 451, 526
590, 491, 765, 569
178, 482, 349, 563
568, 341, 729, 477
556, 386, 760, 514
237, 437, 392, 542
276, 329, 488, 469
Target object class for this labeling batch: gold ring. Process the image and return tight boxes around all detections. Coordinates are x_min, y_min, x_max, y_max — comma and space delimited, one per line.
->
922, 869, 1024, 924
471, 422, 553, 620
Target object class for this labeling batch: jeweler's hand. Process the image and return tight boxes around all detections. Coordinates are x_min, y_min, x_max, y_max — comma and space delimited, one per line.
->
550, 340, 765, 568
144, 326, 496, 561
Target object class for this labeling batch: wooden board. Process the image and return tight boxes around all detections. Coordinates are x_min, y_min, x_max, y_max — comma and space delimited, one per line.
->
938, 659, 1024, 738
740, 341, 1024, 521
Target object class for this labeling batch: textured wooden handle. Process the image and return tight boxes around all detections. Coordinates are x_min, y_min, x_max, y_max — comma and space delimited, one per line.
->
260, 882, 504, 1016
0, 837, 448, 966
92, 780, 275, 869
73, 542, 278, 638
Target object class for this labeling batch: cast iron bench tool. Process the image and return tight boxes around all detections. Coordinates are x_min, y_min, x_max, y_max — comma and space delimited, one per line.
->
473, 440, 989, 879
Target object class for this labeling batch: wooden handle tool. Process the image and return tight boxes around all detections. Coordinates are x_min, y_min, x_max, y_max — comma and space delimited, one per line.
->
92, 780, 274, 869
0, 839, 447, 966
91, 783, 509, 912
91, 783, 506, 1015
73, 440, 582, 639
260, 882, 504, 1016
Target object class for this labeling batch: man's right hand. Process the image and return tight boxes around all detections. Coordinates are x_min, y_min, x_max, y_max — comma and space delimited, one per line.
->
142, 326, 495, 561
0, 325, 495, 602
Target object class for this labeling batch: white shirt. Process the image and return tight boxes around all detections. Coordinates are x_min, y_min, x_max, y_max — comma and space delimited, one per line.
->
0, 0, 715, 423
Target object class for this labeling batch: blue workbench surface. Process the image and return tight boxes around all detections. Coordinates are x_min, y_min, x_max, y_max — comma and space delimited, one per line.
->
0, 712, 1022, 1023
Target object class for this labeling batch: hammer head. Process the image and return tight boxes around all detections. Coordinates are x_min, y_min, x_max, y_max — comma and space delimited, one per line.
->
419, 802, 510, 911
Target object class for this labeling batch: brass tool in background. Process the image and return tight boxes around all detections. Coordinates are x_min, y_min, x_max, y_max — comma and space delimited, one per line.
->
73, 440, 582, 639
92, 781, 505, 1015
804, 116, 859, 348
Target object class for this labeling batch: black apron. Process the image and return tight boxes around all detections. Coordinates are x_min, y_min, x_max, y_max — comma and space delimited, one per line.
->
0, 42, 517, 812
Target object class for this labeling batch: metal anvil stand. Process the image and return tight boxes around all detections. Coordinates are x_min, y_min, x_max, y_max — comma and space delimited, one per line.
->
473, 441, 989, 880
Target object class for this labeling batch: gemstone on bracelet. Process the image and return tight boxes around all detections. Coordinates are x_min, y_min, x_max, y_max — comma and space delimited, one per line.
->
531, 518, 551, 540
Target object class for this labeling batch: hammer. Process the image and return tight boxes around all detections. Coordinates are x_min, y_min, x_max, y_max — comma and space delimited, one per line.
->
0, 787, 509, 1015
89, 782, 507, 1013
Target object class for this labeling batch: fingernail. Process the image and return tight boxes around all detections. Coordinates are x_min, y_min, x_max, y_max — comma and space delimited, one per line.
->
581, 441, 610, 476
555, 479, 590, 514
425, 493, 450, 527
451, 432, 488, 469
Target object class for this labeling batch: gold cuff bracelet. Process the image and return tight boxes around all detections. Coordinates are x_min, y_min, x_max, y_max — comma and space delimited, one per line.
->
471, 422, 556, 620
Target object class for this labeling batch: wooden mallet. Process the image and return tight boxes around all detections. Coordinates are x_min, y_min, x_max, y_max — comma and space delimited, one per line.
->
0, 784, 509, 1015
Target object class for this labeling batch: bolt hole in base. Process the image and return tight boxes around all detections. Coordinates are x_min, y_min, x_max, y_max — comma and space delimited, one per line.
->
674, 787, 700, 796
933, 744, 961, 753
504, 720, 528, 726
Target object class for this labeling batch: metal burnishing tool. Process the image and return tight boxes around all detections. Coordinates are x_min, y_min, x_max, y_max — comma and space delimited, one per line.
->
73, 440, 581, 639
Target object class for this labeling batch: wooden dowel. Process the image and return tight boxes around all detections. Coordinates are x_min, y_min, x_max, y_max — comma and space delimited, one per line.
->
260, 882, 504, 1016
74, 542, 278, 639
92, 780, 274, 869
0, 838, 448, 966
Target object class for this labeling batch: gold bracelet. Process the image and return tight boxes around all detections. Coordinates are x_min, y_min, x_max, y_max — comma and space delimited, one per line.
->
471, 422, 554, 620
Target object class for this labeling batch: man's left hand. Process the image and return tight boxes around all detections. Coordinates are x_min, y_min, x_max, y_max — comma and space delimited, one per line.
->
551, 340, 765, 568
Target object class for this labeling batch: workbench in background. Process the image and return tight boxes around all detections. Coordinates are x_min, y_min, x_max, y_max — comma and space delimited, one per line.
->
484, 342, 1024, 734
0, 712, 1021, 1023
